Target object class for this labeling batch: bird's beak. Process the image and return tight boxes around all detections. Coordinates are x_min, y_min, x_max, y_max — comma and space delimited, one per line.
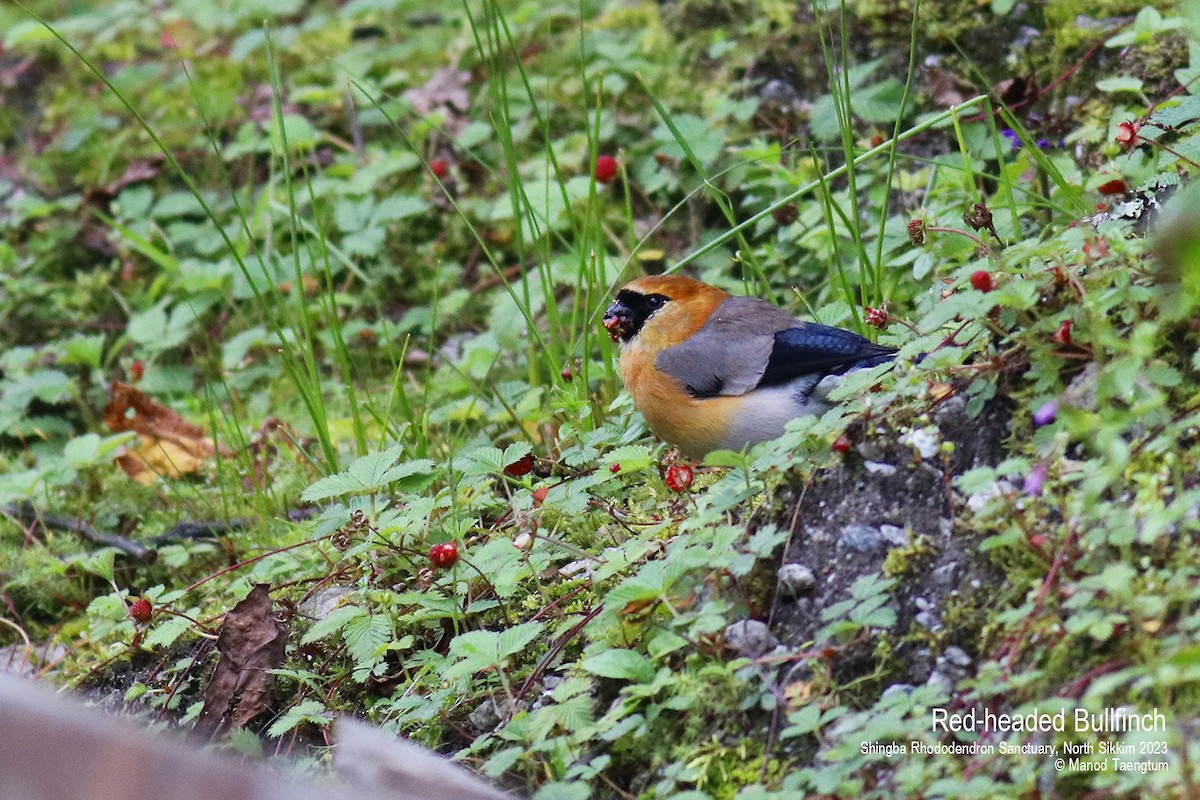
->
602, 301, 630, 342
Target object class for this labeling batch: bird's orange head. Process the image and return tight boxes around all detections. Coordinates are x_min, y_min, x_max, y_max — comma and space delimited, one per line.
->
602, 274, 729, 348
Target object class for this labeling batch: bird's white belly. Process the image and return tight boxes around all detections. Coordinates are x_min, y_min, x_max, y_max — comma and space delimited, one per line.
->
715, 375, 831, 451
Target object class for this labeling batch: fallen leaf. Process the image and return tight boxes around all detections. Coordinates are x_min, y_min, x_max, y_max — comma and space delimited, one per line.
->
784, 680, 813, 709
403, 67, 470, 115
927, 382, 957, 402
994, 74, 1038, 108
104, 381, 230, 483
194, 584, 288, 740
926, 67, 976, 108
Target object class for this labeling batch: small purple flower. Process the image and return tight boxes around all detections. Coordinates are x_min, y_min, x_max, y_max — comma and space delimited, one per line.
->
1023, 462, 1049, 496
1033, 401, 1059, 427
1001, 129, 1021, 151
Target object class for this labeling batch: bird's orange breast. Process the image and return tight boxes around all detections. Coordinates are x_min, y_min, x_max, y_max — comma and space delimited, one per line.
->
618, 342, 734, 459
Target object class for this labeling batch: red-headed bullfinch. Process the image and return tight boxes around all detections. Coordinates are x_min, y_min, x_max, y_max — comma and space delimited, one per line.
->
602, 274, 896, 458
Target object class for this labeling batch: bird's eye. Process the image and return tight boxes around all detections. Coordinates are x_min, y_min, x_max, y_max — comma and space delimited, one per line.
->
646, 295, 666, 310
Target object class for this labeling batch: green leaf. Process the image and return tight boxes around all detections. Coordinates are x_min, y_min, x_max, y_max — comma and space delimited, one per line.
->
300, 605, 366, 645
604, 445, 653, 474
123, 682, 149, 703
81, 550, 116, 583
651, 114, 724, 166
373, 195, 429, 221
266, 699, 331, 738
144, 614, 193, 649
1096, 77, 1144, 94
497, 620, 545, 659
301, 446, 434, 501
343, 612, 392, 666
581, 649, 655, 683
781, 703, 822, 737
3, 369, 72, 410
444, 621, 544, 680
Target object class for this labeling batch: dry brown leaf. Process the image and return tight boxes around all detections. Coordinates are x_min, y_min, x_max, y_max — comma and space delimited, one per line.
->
104, 381, 230, 483
926, 66, 977, 108
194, 584, 288, 741
927, 382, 957, 403
403, 67, 470, 115
784, 680, 813, 709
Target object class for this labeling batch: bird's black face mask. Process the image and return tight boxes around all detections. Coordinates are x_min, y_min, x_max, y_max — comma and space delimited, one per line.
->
602, 290, 668, 342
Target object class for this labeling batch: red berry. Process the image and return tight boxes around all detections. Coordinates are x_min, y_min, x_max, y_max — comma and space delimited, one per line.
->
428, 542, 459, 569
429, 159, 449, 178
1096, 179, 1128, 196
664, 464, 694, 493
594, 154, 618, 184
504, 453, 535, 477
1051, 319, 1073, 346
770, 204, 798, 226
129, 597, 152, 624
609, 463, 621, 473
560, 365, 574, 382
130, 360, 145, 382
969, 270, 994, 292
1115, 120, 1141, 148
831, 434, 851, 454
864, 306, 888, 329
906, 218, 927, 245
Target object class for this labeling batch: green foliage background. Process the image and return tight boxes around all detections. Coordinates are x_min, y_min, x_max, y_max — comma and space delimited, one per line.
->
2, 0, 1200, 797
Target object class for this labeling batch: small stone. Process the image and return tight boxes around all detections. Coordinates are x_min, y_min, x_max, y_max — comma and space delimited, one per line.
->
777, 563, 817, 596
879, 524, 908, 547
468, 698, 501, 732
967, 479, 1014, 512
915, 610, 941, 630
932, 562, 959, 586
864, 460, 897, 477
840, 524, 885, 553
900, 426, 940, 460
910, 648, 933, 683
942, 646, 971, 667
725, 619, 779, 658
298, 585, 356, 621
1063, 362, 1100, 412
931, 394, 967, 425
926, 670, 954, 692
881, 683, 914, 700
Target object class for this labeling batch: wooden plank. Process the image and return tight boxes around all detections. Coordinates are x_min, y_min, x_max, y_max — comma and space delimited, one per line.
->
0, 676, 513, 800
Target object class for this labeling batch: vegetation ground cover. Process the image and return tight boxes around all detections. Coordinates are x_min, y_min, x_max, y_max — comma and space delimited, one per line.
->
2, 0, 1200, 797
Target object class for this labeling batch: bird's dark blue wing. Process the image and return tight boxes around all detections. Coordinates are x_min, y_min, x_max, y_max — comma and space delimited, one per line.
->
758, 324, 896, 388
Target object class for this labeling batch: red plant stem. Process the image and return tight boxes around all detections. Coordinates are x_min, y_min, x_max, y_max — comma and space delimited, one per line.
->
185, 534, 332, 593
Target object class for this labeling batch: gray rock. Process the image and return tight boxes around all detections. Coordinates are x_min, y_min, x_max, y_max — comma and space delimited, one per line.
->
900, 426, 940, 460
879, 524, 908, 547
777, 563, 817, 597
468, 698, 501, 732
1064, 362, 1100, 412
942, 646, 971, 668
881, 683, 915, 700
915, 610, 941, 630
840, 524, 885, 553
725, 619, 779, 658
298, 585, 356, 620
932, 562, 960, 587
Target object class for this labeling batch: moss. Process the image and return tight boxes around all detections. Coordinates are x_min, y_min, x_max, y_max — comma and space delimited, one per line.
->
883, 533, 937, 577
